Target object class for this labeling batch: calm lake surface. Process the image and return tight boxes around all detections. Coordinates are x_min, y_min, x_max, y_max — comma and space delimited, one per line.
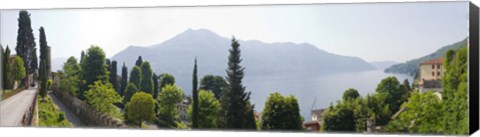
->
243, 69, 413, 120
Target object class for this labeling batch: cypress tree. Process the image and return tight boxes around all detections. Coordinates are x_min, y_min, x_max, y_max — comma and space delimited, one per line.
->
120, 62, 128, 96
16, 10, 37, 79
39, 60, 47, 98
192, 58, 199, 128
135, 56, 143, 67
3, 46, 11, 89
129, 66, 142, 89
222, 37, 254, 129
139, 61, 154, 94
38, 27, 48, 81
80, 51, 85, 64
110, 60, 118, 93
152, 73, 159, 98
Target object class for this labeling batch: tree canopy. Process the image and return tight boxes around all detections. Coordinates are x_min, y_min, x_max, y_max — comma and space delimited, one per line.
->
84, 81, 122, 117
129, 66, 142, 90
139, 61, 154, 94
80, 46, 109, 100
200, 74, 227, 100
126, 92, 156, 128
156, 84, 185, 128
59, 57, 81, 96
188, 90, 221, 128
261, 92, 303, 130
342, 88, 360, 101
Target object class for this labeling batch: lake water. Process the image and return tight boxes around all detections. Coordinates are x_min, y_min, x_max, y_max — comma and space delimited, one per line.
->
243, 69, 413, 121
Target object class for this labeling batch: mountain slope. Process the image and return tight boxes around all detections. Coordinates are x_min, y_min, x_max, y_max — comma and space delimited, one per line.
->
111, 29, 375, 93
384, 38, 467, 76
369, 61, 398, 70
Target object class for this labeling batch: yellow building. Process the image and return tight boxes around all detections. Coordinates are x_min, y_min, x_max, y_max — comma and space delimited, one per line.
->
418, 58, 444, 92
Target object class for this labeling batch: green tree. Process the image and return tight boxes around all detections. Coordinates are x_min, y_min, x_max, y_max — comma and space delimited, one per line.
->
80, 51, 85, 64
376, 76, 408, 114
129, 66, 142, 89
123, 83, 139, 105
80, 46, 109, 100
120, 62, 128, 96
11, 56, 26, 85
152, 73, 159, 98
385, 91, 443, 134
126, 92, 156, 128
321, 100, 356, 131
403, 79, 411, 92
200, 74, 227, 100
187, 90, 221, 128
156, 84, 184, 128
39, 60, 47, 98
135, 56, 143, 67
39, 27, 50, 76
221, 37, 255, 129
442, 47, 468, 134
139, 61, 154, 94
342, 88, 360, 101
16, 10, 37, 75
109, 60, 118, 93
3, 46, 11, 89
192, 58, 199, 128
59, 57, 81, 96
261, 92, 303, 130
159, 73, 176, 92
84, 81, 122, 117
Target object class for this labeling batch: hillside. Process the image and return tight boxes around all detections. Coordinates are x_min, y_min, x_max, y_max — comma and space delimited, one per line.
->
111, 28, 375, 93
384, 38, 467, 76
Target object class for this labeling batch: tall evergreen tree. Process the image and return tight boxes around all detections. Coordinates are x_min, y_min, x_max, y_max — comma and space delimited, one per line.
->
16, 10, 37, 77
192, 58, 199, 128
80, 50, 85, 64
120, 62, 128, 96
139, 61, 154, 94
3, 46, 11, 89
222, 37, 254, 129
129, 66, 142, 88
39, 60, 47, 98
79, 46, 109, 100
110, 60, 118, 93
152, 73, 159, 98
38, 27, 48, 82
135, 56, 143, 67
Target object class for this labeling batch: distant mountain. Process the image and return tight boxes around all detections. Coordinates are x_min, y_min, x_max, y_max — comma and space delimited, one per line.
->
384, 38, 467, 76
111, 28, 375, 93
369, 61, 398, 70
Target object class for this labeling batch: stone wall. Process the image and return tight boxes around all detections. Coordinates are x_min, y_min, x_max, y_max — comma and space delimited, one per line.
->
52, 87, 125, 128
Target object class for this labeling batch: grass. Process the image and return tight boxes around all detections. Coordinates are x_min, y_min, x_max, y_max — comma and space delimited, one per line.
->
38, 95, 73, 127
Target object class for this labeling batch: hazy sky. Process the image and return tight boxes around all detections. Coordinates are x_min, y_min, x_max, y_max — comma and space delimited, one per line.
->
0, 2, 469, 62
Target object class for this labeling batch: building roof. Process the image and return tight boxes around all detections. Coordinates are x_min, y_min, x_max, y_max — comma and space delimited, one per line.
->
420, 58, 444, 65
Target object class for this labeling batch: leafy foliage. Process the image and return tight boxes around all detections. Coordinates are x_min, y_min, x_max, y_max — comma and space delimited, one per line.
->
59, 57, 81, 96
129, 66, 142, 89
200, 74, 227, 100
11, 56, 26, 83
3, 46, 11, 89
342, 88, 360, 101
188, 90, 221, 128
135, 56, 143, 67
126, 92, 156, 127
159, 73, 176, 93
109, 60, 119, 93
80, 46, 109, 100
139, 61, 154, 94
322, 100, 357, 131
84, 81, 122, 117
375, 76, 408, 114
156, 84, 184, 128
39, 60, 48, 98
123, 83, 139, 105
385, 91, 443, 134
260, 92, 303, 130
38, 96, 72, 127
442, 47, 468, 134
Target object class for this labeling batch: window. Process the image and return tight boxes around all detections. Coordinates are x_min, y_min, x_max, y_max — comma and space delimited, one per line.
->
437, 64, 441, 68
432, 72, 434, 76
432, 65, 435, 69
437, 72, 440, 76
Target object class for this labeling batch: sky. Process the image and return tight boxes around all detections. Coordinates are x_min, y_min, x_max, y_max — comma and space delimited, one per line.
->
0, 1, 469, 63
